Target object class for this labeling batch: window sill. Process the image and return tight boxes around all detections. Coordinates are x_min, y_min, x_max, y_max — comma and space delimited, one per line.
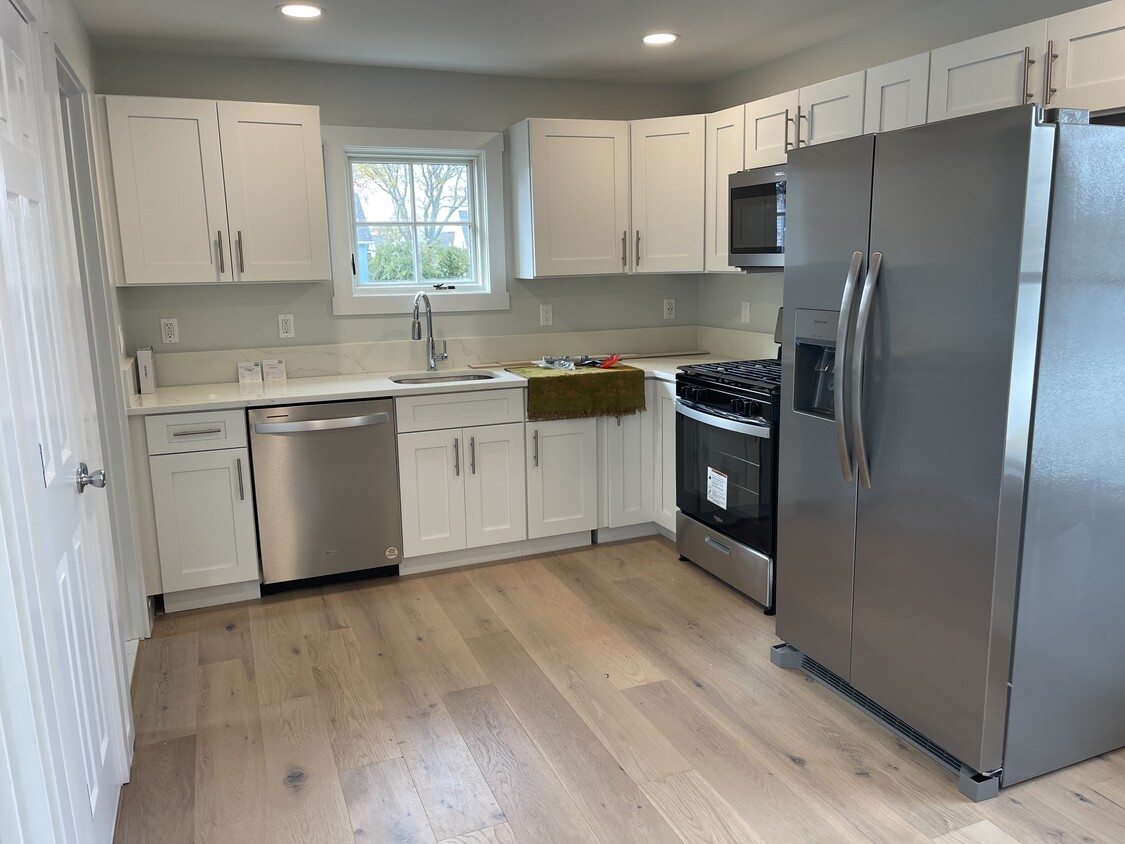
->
331, 289, 511, 315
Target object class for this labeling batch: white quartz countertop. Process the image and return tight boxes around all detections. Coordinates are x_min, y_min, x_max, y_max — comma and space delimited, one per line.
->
125, 355, 736, 417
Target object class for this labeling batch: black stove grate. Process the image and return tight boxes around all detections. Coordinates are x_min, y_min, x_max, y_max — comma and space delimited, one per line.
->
679, 358, 782, 394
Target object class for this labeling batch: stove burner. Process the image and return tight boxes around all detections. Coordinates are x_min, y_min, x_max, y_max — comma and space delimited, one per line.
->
679, 358, 782, 394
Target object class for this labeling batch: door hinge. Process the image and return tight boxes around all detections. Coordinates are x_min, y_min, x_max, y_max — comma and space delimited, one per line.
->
38, 444, 46, 488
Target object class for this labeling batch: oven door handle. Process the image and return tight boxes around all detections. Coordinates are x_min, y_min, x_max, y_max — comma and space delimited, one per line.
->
675, 399, 771, 439
835, 251, 864, 484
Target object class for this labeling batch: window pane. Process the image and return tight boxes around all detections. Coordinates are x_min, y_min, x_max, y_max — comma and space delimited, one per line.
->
351, 161, 412, 223
412, 162, 470, 224
356, 225, 417, 284
418, 224, 474, 284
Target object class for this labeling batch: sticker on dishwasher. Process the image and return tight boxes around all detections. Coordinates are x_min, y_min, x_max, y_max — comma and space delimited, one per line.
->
706, 467, 728, 510
386, 547, 400, 560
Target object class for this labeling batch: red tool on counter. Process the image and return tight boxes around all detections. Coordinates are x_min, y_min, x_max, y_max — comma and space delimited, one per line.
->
599, 353, 622, 368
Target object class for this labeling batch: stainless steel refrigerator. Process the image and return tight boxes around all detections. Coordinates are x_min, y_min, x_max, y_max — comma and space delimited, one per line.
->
773, 105, 1125, 799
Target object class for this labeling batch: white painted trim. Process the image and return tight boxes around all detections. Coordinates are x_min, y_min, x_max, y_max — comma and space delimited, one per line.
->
398, 531, 591, 576
323, 125, 509, 315
161, 579, 262, 614
655, 524, 676, 542
594, 523, 660, 544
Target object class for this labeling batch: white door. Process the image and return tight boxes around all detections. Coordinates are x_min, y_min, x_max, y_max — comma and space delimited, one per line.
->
217, 100, 330, 282
651, 379, 679, 534
104, 96, 230, 284
526, 418, 597, 539
598, 383, 654, 529
928, 21, 1047, 122
149, 448, 258, 593
798, 71, 866, 147
0, 0, 126, 840
864, 53, 930, 134
1045, 0, 1125, 111
704, 105, 744, 273
398, 429, 467, 557
528, 118, 630, 277
744, 90, 798, 168
629, 114, 705, 273
464, 422, 526, 548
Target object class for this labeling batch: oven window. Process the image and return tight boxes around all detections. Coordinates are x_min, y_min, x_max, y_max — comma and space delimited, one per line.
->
730, 180, 785, 255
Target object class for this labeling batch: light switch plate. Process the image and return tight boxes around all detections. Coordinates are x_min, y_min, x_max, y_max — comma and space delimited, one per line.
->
663, 299, 676, 320
160, 318, 179, 344
741, 301, 751, 324
278, 314, 295, 339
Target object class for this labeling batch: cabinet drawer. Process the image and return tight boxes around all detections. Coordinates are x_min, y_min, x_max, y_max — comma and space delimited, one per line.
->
145, 409, 248, 455
395, 388, 525, 433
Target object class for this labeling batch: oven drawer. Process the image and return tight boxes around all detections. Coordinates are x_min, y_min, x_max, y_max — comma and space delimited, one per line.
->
677, 512, 773, 611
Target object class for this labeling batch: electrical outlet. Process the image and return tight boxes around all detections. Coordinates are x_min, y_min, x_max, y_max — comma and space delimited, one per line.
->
160, 318, 179, 344
278, 314, 295, 339
663, 298, 676, 320
741, 301, 751, 324
539, 304, 553, 327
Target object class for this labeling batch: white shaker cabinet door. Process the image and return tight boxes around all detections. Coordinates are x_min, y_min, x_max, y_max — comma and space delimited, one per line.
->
105, 96, 231, 284
597, 382, 654, 529
630, 114, 706, 273
1045, 0, 1125, 112
526, 418, 598, 539
217, 101, 331, 281
652, 379, 679, 534
150, 448, 258, 593
744, 90, 799, 168
704, 105, 745, 273
464, 423, 527, 548
398, 429, 468, 557
798, 71, 866, 147
864, 54, 931, 134
928, 21, 1047, 122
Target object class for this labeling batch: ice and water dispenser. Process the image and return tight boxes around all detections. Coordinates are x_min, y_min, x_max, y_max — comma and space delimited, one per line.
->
793, 309, 840, 419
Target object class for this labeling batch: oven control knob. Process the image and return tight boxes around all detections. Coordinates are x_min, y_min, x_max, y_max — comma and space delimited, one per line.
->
750, 401, 763, 417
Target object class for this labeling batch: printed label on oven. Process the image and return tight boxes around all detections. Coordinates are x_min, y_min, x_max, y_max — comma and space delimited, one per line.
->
706, 467, 728, 510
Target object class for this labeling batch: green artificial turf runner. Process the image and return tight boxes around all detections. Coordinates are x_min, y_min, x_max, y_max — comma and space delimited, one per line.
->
508, 363, 647, 421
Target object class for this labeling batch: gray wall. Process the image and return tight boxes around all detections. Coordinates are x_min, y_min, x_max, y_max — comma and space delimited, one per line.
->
698, 272, 784, 336
706, 0, 1100, 109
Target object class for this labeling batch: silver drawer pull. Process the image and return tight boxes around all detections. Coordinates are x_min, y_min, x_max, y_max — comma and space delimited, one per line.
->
704, 536, 732, 555
254, 413, 389, 434
172, 427, 222, 437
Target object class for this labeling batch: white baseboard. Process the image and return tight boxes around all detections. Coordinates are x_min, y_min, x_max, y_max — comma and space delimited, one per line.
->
595, 523, 660, 543
399, 531, 593, 576
655, 524, 676, 541
162, 579, 261, 614
124, 639, 139, 685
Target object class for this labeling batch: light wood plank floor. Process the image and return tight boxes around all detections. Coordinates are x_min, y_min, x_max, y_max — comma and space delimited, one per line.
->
116, 537, 1125, 843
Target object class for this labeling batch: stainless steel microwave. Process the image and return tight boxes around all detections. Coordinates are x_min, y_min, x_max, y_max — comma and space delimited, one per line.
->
729, 166, 786, 269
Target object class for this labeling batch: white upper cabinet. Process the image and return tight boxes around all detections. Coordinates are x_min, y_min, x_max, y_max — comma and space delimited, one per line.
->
217, 101, 330, 282
510, 118, 630, 278
1045, 0, 1125, 112
105, 95, 329, 285
704, 105, 745, 273
105, 97, 231, 285
744, 91, 799, 168
798, 71, 867, 147
864, 54, 931, 134
629, 115, 705, 273
928, 21, 1047, 122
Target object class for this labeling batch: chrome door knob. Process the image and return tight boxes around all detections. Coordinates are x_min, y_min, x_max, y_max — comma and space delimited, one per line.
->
76, 462, 107, 493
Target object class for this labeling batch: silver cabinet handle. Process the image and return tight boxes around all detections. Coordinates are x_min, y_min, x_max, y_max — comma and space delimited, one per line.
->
797, 109, 808, 146
217, 231, 225, 274
172, 427, 222, 437
236, 457, 245, 501
635, 231, 641, 269
852, 251, 882, 491
453, 437, 460, 477
469, 436, 476, 475
1046, 40, 1058, 105
253, 413, 389, 434
621, 230, 627, 269
784, 109, 793, 151
1026, 46, 1039, 103
76, 462, 107, 494
532, 429, 539, 467
236, 230, 245, 274
835, 251, 863, 484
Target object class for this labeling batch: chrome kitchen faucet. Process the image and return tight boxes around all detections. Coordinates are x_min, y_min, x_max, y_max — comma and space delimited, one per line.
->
411, 291, 448, 371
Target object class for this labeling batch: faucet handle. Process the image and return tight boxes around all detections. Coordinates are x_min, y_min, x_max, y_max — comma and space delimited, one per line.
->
439, 340, 449, 361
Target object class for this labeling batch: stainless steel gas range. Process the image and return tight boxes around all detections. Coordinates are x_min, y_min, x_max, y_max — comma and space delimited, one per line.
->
675, 358, 781, 613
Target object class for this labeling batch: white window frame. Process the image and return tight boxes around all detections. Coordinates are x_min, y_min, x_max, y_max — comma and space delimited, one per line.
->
324, 126, 509, 315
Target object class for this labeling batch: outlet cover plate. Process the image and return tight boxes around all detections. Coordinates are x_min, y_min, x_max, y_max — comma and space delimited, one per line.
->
663, 299, 676, 320
278, 314, 295, 339
539, 304, 553, 327
160, 318, 179, 344
741, 301, 751, 324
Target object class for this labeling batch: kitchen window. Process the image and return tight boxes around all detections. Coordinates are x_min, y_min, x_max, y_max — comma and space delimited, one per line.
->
324, 127, 509, 315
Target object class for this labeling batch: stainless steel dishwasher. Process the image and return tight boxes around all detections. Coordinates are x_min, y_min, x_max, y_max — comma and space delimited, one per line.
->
248, 398, 402, 585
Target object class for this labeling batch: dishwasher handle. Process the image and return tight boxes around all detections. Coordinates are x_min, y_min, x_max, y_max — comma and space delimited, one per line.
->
253, 412, 390, 434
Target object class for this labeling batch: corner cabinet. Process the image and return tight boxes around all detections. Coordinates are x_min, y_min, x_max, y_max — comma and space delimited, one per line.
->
526, 418, 598, 539
651, 379, 679, 534
105, 96, 330, 285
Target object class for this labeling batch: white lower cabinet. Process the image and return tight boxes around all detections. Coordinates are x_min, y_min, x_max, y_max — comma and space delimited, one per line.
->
526, 418, 598, 539
598, 382, 654, 529
651, 379, 679, 534
399, 422, 526, 558
149, 448, 259, 593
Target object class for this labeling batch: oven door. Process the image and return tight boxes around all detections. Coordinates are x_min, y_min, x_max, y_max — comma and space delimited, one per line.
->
676, 400, 776, 555
729, 167, 785, 269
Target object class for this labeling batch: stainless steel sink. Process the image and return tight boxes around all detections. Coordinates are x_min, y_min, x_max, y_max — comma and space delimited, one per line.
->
390, 371, 500, 385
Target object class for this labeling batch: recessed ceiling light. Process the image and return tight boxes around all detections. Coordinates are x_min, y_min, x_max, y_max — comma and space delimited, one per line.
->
642, 32, 679, 46
278, 3, 323, 19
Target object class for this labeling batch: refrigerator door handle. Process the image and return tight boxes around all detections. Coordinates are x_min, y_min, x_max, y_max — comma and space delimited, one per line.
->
852, 251, 882, 490
835, 251, 864, 483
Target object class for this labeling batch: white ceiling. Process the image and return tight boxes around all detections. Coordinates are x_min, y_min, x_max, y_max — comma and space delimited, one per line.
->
72, 0, 940, 85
